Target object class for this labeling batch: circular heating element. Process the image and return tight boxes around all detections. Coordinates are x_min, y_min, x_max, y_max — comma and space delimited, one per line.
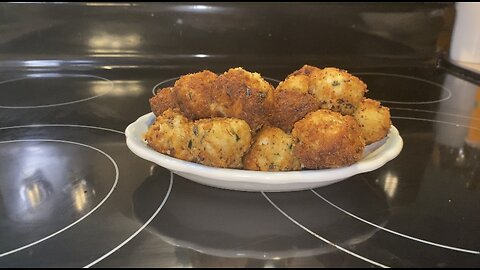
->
353, 73, 451, 104
0, 140, 118, 256
0, 125, 173, 268
0, 74, 113, 109
134, 172, 389, 260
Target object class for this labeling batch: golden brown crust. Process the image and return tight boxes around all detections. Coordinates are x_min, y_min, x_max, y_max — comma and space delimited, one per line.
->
354, 98, 391, 144
270, 64, 367, 132
192, 117, 252, 168
149, 87, 178, 116
174, 70, 219, 119
309, 67, 367, 115
292, 109, 365, 169
270, 89, 319, 133
215, 67, 274, 132
243, 126, 301, 171
144, 108, 195, 162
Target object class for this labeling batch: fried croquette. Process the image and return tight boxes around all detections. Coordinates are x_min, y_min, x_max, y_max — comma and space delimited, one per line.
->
215, 67, 274, 131
354, 98, 391, 144
270, 73, 319, 132
192, 117, 252, 168
149, 87, 178, 116
244, 126, 301, 171
144, 109, 195, 162
292, 109, 365, 169
174, 70, 220, 119
309, 67, 367, 115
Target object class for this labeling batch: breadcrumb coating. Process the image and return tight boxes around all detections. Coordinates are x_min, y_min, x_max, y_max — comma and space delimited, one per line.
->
244, 126, 301, 171
215, 67, 274, 131
192, 117, 252, 168
292, 109, 365, 169
354, 98, 391, 144
145, 109, 195, 162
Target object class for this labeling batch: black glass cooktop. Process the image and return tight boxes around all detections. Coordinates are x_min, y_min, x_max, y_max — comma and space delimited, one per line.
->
0, 2, 479, 268
0, 64, 478, 268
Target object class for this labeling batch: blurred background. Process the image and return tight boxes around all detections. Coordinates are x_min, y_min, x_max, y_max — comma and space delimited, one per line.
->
0, 2, 456, 71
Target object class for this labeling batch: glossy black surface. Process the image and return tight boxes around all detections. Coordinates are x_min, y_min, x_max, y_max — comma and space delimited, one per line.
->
0, 2, 452, 68
0, 2, 479, 268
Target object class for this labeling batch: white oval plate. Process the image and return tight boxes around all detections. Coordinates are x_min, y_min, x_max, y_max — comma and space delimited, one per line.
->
125, 113, 403, 192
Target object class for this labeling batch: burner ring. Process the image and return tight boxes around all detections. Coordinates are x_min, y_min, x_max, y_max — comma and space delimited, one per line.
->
353, 72, 452, 105
0, 139, 119, 258
391, 116, 480, 132
261, 192, 389, 268
0, 74, 114, 109
0, 124, 124, 135
152, 77, 180, 96
84, 172, 174, 268
310, 187, 479, 255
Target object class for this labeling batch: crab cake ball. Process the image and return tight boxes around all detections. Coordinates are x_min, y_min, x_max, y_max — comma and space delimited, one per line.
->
270, 73, 319, 132
244, 127, 301, 171
215, 67, 274, 131
354, 98, 391, 145
149, 87, 178, 116
145, 109, 195, 162
192, 118, 252, 168
309, 67, 367, 115
174, 70, 219, 119
292, 109, 365, 169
